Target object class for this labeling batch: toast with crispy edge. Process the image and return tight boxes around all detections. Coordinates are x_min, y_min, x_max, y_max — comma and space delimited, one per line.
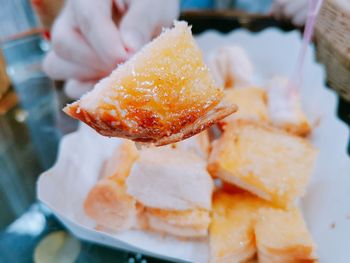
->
219, 87, 269, 128
255, 208, 317, 263
127, 147, 214, 211
209, 191, 265, 262
208, 121, 317, 208
64, 21, 236, 146
84, 140, 141, 231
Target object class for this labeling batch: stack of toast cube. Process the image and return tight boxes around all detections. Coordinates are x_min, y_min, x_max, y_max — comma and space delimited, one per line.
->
83, 43, 318, 262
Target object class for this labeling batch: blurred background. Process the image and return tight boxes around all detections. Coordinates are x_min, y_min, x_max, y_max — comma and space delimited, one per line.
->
0, 0, 349, 262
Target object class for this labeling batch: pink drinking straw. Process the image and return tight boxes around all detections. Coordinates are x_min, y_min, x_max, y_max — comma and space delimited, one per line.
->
288, 0, 324, 97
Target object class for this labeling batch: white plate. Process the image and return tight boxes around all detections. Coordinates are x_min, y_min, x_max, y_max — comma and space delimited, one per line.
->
38, 28, 350, 263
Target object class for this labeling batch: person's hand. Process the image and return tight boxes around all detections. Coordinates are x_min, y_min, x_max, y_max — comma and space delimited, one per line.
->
43, 0, 179, 98
271, 0, 309, 26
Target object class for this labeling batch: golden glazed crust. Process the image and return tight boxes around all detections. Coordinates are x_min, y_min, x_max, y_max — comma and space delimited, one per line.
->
64, 21, 236, 146
64, 101, 236, 146
208, 121, 317, 208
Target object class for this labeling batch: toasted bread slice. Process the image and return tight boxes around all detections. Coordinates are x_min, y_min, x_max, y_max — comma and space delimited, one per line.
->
64, 21, 236, 146
209, 191, 265, 263
126, 147, 214, 211
84, 140, 140, 231
145, 208, 210, 238
84, 178, 139, 231
208, 121, 317, 208
220, 87, 269, 127
207, 45, 254, 89
266, 76, 311, 137
255, 208, 317, 263
210, 190, 316, 263
100, 140, 139, 181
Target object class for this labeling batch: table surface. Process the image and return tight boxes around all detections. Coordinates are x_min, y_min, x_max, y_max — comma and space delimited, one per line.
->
1, 12, 350, 263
